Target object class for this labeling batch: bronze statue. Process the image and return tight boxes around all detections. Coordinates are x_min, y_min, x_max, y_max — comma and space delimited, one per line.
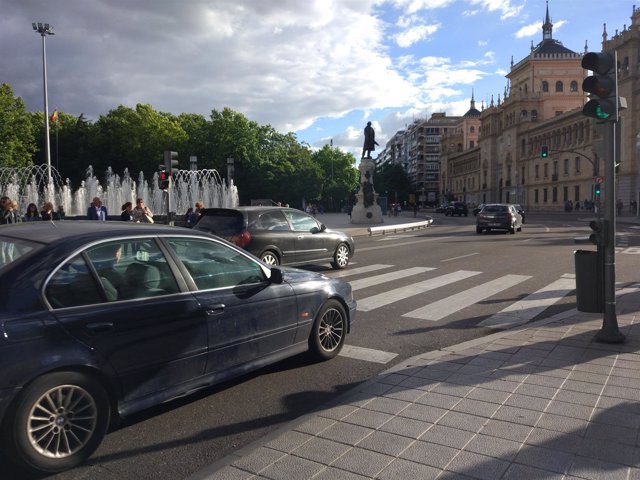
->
362, 122, 379, 159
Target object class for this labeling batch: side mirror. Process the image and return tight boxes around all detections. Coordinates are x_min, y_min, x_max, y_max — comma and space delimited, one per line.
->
319, 223, 327, 232
269, 267, 284, 284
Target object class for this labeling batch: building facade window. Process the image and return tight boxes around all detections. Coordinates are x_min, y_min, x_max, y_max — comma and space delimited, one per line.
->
574, 185, 580, 202
570, 81, 578, 92
563, 158, 569, 174
535, 165, 539, 179
535, 189, 539, 203
563, 186, 568, 202
553, 187, 558, 202
542, 81, 549, 92
543, 188, 548, 203
555, 81, 563, 92
575, 157, 580, 173
544, 163, 548, 177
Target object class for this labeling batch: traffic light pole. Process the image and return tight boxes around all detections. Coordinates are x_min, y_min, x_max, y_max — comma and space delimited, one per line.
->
596, 121, 624, 343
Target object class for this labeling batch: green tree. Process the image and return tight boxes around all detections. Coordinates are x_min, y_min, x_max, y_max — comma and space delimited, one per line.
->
0, 83, 36, 168
93, 104, 188, 178
374, 162, 411, 204
312, 145, 359, 211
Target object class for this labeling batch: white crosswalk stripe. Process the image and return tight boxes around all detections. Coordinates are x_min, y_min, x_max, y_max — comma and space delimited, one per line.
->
478, 275, 575, 329
403, 274, 532, 321
339, 345, 398, 364
330, 264, 393, 278
349, 267, 435, 291
357, 270, 482, 312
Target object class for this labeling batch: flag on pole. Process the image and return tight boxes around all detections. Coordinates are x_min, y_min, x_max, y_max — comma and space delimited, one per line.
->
50, 110, 58, 122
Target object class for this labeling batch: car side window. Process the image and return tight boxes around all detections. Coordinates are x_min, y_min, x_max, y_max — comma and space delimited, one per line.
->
85, 239, 180, 302
282, 210, 319, 232
45, 254, 103, 308
165, 238, 266, 290
254, 211, 290, 231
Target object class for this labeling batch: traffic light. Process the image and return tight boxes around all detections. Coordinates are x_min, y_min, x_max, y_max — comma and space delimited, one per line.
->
581, 51, 617, 121
164, 151, 179, 178
589, 219, 608, 247
158, 164, 169, 190
541, 146, 549, 158
594, 182, 602, 197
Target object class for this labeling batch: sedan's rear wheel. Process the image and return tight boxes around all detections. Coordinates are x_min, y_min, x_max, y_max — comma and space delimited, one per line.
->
331, 243, 350, 269
509, 224, 516, 234
260, 250, 280, 266
309, 300, 347, 361
476, 227, 483, 234
7, 372, 110, 475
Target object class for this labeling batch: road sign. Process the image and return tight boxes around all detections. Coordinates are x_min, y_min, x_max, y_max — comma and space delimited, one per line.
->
595, 176, 604, 183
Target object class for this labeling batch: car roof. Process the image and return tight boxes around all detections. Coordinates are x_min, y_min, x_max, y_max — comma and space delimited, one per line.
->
0, 221, 196, 245
201, 206, 291, 213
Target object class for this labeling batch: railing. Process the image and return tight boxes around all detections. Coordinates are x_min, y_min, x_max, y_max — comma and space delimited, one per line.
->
368, 217, 433, 236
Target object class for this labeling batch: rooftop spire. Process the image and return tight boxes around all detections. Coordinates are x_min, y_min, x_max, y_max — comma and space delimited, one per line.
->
470, 89, 476, 109
542, 0, 553, 41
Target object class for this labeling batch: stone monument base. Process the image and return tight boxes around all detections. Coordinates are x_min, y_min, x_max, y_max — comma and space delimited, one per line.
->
351, 203, 383, 224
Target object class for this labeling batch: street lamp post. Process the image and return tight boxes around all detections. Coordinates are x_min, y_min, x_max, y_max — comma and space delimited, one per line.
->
32, 22, 54, 185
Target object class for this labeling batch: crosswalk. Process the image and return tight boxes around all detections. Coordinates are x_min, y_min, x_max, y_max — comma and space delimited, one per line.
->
329, 264, 575, 329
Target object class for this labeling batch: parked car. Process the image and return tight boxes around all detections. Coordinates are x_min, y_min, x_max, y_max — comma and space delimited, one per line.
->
476, 203, 523, 234
513, 204, 526, 223
445, 202, 469, 216
194, 207, 354, 269
0, 221, 356, 475
472, 204, 485, 216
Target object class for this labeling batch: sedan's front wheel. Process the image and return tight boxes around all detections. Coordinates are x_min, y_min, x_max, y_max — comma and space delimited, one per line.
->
6, 372, 110, 475
309, 300, 347, 361
331, 243, 350, 269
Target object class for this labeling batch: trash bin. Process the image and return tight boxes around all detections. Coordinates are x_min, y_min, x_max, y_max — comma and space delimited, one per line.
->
574, 249, 603, 313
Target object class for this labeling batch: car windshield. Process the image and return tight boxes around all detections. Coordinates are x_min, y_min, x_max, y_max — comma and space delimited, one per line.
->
0, 236, 41, 271
483, 205, 508, 213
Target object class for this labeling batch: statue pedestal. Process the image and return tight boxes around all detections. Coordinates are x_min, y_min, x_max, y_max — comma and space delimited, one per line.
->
350, 157, 383, 224
351, 201, 383, 224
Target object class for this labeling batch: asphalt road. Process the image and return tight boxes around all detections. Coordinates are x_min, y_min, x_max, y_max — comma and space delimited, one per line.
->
14, 212, 638, 480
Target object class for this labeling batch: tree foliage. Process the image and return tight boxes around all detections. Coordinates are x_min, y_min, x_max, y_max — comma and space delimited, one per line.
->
5, 84, 361, 210
0, 83, 36, 168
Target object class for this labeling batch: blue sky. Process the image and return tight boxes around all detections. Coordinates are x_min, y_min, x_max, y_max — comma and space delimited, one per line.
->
0, 0, 633, 160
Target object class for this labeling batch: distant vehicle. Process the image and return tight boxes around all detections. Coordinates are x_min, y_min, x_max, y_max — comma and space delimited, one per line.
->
476, 203, 523, 234
513, 204, 526, 223
445, 202, 468, 216
195, 206, 354, 269
472, 204, 485, 216
0, 221, 355, 475
435, 203, 449, 213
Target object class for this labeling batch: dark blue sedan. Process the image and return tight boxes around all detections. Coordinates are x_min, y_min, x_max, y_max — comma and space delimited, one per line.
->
0, 221, 355, 475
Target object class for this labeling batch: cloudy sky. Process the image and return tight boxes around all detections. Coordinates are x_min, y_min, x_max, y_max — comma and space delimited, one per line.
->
0, 0, 632, 159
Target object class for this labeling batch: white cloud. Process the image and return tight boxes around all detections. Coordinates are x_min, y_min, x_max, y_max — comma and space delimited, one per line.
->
394, 23, 441, 47
515, 21, 541, 38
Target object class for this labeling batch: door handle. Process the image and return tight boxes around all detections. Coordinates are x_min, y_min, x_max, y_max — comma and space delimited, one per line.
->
205, 304, 225, 315
85, 322, 114, 333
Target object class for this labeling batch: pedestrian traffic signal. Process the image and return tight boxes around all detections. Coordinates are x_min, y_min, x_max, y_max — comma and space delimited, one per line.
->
158, 166, 169, 190
541, 146, 549, 158
164, 151, 179, 178
581, 51, 618, 121
589, 219, 607, 247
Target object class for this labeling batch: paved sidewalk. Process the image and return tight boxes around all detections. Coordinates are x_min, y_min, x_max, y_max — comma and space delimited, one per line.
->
190, 212, 640, 480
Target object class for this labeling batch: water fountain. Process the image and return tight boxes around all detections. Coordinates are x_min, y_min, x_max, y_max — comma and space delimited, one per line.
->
0, 165, 238, 218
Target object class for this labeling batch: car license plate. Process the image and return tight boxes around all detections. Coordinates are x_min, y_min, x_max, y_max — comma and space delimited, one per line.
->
488, 223, 501, 226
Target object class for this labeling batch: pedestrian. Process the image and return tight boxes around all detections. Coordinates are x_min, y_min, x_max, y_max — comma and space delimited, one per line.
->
617, 199, 623, 216
133, 198, 154, 223
87, 197, 108, 221
40, 202, 54, 221
3, 199, 21, 224
53, 205, 66, 220
413, 203, 418, 218
120, 202, 134, 221
24, 203, 41, 222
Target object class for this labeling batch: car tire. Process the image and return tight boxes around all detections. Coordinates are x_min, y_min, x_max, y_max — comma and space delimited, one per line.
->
308, 299, 347, 361
330, 243, 350, 269
509, 224, 516, 234
6, 372, 110, 475
517, 225, 522, 232
260, 250, 280, 266
476, 227, 482, 234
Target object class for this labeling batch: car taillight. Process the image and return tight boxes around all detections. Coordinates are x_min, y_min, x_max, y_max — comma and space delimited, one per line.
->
232, 229, 252, 248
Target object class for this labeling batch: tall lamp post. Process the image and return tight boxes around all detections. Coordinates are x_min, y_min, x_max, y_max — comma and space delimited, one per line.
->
32, 22, 55, 185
